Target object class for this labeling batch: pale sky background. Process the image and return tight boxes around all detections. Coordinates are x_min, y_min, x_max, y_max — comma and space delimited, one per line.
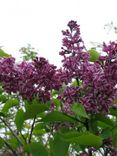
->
0, 0, 117, 66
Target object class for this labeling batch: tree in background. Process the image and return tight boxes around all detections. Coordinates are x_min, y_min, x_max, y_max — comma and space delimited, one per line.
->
19, 44, 38, 61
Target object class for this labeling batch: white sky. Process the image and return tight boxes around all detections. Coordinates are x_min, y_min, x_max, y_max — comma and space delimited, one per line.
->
0, 0, 117, 66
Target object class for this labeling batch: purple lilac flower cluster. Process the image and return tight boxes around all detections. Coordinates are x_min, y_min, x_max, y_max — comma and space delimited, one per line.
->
0, 57, 62, 102
58, 86, 81, 114
59, 20, 89, 82
59, 20, 117, 114
103, 137, 117, 156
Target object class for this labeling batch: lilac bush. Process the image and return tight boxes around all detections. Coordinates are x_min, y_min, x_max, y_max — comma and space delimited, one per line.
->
0, 21, 117, 156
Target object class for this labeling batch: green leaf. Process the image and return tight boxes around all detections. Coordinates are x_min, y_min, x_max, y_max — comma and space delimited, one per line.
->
73, 144, 86, 154
112, 127, 117, 136
112, 127, 117, 148
50, 133, 69, 156
110, 108, 117, 117
33, 123, 46, 135
33, 129, 46, 135
0, 49, 11, 57
94, 114, 115, 127
53, 99, 61, 107
88, 119, 98, 133
8, 137, 20, 149
24, 142, 48, 156
53, 98, 61, 110
34, 123, 45, 130
0, 94, 8, 103
15, 109, 24, 131
71, 80, 82, 87
89, 48, 100, 62
52, 90, 59, 96
60, 131, 102, 148
24, 103, 49, 120
2, 98, 19, 113
0, 137, 4, 148
101, 128, 112, 139
72, 103, 88, 118
41, 111, 75, 123
71, 80, 78, 87
0, 86, 3, 94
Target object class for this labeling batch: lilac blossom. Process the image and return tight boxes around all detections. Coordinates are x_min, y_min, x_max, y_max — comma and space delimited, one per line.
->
60, 20, 89, 84
0, 57, 62, 102
59, 21, 117, 114
103, 41, 117, 60
0, 57, 20, 93
58, 86, 80, 114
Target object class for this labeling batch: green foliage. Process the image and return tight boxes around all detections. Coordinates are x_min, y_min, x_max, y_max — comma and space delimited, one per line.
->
19, 44, 38, 61
0, 137, 4, 148
50, 133, 69, 156
94, 114, 115, 127
15, 109, 25, 131
24, 142, 48, 156
112, 127, 117, 148
52, 98, 61, 111
0, 48, 11, 57
89, 48, 100, 62
110, 107, 117, 117
72, 103, 88, 118
41, 111, 76, 123
24, 103, 49, 120
101, 128, 112, 139
2, 98, 19, 113
59, 131, 103, 148
0, 94, 8, 103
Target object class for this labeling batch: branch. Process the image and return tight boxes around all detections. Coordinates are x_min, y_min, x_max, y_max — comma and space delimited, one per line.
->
3, 138, 18, 156
0, 117, 23, 146
20, 132, 27, 144
28, 116, 36, 143
63, 112, 85, 125
45, 126, 53, 148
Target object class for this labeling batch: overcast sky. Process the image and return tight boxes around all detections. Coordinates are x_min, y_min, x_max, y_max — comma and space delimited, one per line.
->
0, 0, 117, 65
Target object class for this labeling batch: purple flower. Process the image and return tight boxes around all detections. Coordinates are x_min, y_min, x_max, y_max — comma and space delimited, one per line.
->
103, 42, 117, 60
59, 21, 89, 84
58, 21, 117, 114
0, 57, 63, 102
58, 86, 80, 114
67, 20, 79, 31
79, 62, 116, 113
60, 21, 85, 56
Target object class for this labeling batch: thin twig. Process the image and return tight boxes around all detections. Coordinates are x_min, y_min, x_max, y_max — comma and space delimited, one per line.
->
3, 138, 18, 156
28, 116, 36, 143
76, 77, 80, 86
85, 118, 89, 131
99, 148, 104, 156
45, 126, 53, 148
20, 132, 27, 144
0, 117, 23, 146
63, 112, 85, 125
